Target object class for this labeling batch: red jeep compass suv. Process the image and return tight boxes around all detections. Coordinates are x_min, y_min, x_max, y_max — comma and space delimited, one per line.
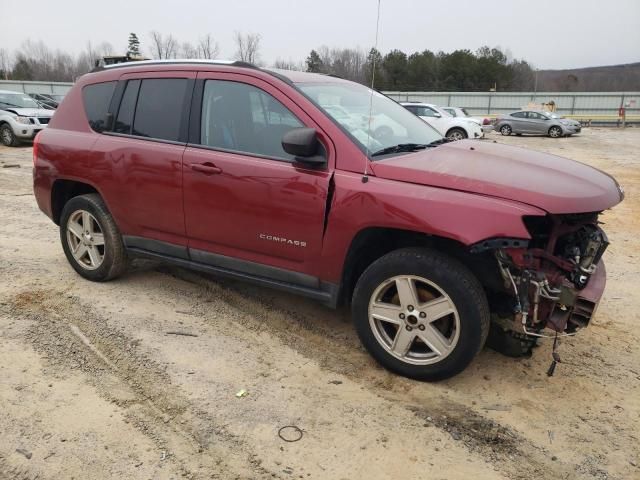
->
33, 60, 623, 380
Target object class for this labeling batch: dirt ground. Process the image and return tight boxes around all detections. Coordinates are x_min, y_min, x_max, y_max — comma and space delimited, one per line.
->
0, 127, 638, 480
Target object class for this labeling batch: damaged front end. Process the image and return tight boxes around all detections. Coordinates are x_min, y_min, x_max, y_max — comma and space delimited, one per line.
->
472, 212, 609, 357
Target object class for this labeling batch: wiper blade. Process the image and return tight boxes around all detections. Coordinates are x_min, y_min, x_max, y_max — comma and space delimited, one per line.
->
371, 143, 429, 157
427, 137, 453, 146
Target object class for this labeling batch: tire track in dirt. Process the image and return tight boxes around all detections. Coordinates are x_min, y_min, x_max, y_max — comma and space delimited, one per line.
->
3, 270, 627, 480
157, 267, 593, 480
3, 289, 274, 480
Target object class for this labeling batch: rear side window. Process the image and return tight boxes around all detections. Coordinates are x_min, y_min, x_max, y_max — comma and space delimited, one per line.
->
132, 78, 188, 141
82, 81, 116, 132
114, 79, 140, 134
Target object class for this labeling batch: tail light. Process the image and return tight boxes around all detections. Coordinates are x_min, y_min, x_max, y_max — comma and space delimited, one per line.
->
33, 130, 41, 167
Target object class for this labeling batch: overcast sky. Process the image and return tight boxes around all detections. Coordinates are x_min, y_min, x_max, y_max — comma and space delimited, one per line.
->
2, 0, 639, 69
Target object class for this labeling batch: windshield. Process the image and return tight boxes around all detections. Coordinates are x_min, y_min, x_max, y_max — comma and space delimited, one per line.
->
547, 111, 564, 119
461, 108, 471, 116
0, 93, 40, 109
296, 82, 442, 158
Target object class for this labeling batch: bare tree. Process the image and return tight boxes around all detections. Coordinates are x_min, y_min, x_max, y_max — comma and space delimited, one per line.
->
273, 58, 303, 71
311, 45, 366, 82
198, 34, 220, 59
149, 31, 178, 59
76, 41, 114, 73
234, 32, 261, 64
149, 31, 164, 59
0, 48, 12, 79
180, 41, 199, 59
164, 34, 178, 59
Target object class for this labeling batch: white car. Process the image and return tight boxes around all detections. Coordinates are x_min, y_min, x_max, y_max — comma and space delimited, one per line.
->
441, 106, 493, 135
400, 102, 483, 141
0, 90, 54, 146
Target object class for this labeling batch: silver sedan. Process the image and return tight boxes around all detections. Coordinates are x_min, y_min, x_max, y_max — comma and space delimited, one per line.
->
494, 110, 581, 138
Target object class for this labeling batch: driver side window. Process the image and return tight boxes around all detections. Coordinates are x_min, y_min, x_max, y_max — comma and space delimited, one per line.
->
200, 80, 304, 161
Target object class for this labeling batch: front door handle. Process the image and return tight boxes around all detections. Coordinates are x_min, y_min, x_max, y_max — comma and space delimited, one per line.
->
191, 162, 222, 175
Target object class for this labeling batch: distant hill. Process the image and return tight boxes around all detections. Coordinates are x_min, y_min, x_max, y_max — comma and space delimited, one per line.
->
537, 62, 640, 91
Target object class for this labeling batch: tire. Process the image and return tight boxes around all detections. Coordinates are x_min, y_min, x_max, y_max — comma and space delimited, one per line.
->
548, 126, 563, 138
0, 124, 20, 147
499, 124, 512, 136
60, 193, 128, 282
352, 247, 490, 381
446, 128, 467, 141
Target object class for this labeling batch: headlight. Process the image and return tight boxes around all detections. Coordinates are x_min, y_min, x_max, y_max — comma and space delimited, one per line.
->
15, 116, 32, 125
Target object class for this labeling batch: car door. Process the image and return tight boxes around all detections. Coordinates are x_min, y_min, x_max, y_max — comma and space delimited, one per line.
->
182, 73, 334, 279
93, 72, 195, 252
529, 112, 548, 134
508, 111, 528, 133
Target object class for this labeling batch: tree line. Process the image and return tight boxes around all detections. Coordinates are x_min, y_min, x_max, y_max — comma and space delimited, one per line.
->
0, 32, 255, 83
0, 32, 619, 92
303, 46, 536, 91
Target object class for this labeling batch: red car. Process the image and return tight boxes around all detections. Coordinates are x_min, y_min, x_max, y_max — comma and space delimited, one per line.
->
33, 60, 623, 380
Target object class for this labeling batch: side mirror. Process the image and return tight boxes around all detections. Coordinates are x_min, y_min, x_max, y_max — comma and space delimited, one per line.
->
282, 128, 325, 166
433, 113, 441, 118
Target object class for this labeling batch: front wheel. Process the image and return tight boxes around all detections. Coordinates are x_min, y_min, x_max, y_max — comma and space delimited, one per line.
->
352, 248, 490, 381
446, 128, 467, 141
60, 194, 128, 281
548, 126, 563, 138
0, 124, 20, 147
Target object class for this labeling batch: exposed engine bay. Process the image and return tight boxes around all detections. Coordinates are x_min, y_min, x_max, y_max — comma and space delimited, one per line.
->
472, 212, 609, 359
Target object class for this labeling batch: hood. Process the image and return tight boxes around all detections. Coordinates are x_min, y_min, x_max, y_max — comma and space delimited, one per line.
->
2, 108, 54, 117
371, 140, 623, 214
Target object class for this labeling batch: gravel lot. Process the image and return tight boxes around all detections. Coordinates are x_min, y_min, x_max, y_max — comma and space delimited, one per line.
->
1, 128, 638, 480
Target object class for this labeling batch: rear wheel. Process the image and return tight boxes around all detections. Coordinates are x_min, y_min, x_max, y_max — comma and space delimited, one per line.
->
60, 194, 128, 281
0, 124, 20, 147
352, 248, 490, 381
548, 126, 563, 138
446, 128, 467, 141
500, 124, 512, 136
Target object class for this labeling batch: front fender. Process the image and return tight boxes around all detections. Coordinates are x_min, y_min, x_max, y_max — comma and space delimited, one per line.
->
317, 171, 545, 282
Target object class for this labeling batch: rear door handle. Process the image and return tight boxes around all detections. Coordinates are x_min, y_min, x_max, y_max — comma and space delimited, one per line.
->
191, 162, 222, 175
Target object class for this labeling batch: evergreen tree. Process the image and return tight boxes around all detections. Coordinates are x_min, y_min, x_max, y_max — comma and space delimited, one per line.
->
364, 48, 384, 88
382, 49, 408, 90
127, 33, 141, 57
305, 50, 323, 73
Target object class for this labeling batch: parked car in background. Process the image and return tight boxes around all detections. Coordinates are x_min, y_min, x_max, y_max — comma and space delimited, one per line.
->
29, 93, 66, 110
441, 106, 493, 134
400, 102, 483, 140
0, 90, 54, 146
494, 110, 581, 138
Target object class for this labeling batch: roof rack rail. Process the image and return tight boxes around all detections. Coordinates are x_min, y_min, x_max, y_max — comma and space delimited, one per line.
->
96, 59, 259, 71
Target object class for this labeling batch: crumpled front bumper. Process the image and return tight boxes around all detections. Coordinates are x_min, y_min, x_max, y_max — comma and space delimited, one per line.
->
547, 260, 606, 332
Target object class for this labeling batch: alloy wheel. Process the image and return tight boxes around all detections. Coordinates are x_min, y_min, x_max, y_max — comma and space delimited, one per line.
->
368, 275, 460, 365
448, 130, 465, 141
66, 210, 105, 270
1, 126, 13, 145
549, 126, 562, 138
